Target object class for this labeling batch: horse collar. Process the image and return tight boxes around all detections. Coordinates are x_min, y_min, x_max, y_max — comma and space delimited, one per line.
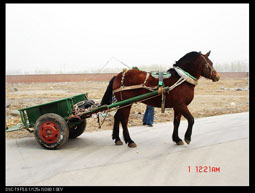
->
174, 67, 198, 86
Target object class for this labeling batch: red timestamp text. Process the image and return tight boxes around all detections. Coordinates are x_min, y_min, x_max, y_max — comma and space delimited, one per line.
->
188, 165, 220, 173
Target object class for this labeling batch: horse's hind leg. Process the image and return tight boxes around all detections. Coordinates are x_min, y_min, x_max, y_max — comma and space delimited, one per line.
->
120, 120, 136, 148
172, 109, 184, 145
112, 112, 123, 145
118, 106, 136, 148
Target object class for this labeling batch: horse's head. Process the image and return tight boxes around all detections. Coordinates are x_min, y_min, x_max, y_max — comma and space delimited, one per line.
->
199, 51, 220, 82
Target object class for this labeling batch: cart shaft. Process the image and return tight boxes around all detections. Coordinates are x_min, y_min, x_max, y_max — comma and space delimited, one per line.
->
83, 86, 170, 117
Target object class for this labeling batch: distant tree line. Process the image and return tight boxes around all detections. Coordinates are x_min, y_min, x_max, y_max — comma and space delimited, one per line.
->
7, 61, 248, 75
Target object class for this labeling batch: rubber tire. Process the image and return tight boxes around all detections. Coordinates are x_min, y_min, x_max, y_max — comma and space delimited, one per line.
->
34, 113, 69, 150
69, 120, 86, 139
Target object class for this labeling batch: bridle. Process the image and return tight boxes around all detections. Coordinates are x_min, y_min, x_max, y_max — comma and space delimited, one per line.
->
200, 54, 215, 79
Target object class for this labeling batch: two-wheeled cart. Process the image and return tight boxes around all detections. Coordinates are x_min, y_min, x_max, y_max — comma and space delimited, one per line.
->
7, 86, 171, 149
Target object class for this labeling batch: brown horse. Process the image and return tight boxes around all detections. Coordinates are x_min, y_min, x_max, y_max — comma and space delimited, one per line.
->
101, 51, 220, 147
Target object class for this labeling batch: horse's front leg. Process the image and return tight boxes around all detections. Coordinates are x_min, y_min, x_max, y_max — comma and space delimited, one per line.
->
174, 104, 194, 145
181, 106, 194, 144
172, 109, 184, 145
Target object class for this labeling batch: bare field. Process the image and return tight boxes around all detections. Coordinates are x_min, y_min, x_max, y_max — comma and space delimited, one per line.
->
6, 74, 249, 139
5, 72, 248, 83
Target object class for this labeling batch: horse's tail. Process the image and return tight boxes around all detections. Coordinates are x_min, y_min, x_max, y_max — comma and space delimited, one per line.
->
100, 76, 116, 105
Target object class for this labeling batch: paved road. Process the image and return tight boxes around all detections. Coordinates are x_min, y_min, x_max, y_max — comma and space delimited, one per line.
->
6, 112, 249, 186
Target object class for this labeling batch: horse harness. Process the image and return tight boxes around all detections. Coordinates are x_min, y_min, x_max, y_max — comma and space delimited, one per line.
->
112, 67, 198, 113
200, 54, 215, 79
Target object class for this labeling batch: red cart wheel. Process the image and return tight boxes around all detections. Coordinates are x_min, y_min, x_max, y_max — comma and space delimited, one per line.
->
34, 113, 69, 149
39, 121, 60, 144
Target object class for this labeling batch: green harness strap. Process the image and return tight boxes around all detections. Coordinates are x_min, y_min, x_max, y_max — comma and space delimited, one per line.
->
175, 66, 197, 80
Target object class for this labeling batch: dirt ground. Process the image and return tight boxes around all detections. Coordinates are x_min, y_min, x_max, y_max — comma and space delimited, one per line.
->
5, 74, 249, 139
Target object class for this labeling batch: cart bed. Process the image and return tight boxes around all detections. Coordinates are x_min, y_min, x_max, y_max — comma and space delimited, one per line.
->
19, 93, 88, 129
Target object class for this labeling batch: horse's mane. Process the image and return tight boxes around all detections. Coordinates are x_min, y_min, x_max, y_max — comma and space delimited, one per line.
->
168, 51, 200, 72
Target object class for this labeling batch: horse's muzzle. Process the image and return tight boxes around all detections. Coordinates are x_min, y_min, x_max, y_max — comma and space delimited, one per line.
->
212, 72, 220, 82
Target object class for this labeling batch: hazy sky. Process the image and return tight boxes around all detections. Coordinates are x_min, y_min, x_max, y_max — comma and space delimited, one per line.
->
6, 4, 249, 74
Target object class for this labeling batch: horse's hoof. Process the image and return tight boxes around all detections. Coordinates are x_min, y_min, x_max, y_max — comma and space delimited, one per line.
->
176, 141, 184, 145
115, 140, 123, 145
128, 142, 137, 148
185, 139, 190, 144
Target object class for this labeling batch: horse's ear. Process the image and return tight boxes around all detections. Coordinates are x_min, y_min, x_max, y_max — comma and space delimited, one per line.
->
205, 50, 211, 57
199, 51, 201, 54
